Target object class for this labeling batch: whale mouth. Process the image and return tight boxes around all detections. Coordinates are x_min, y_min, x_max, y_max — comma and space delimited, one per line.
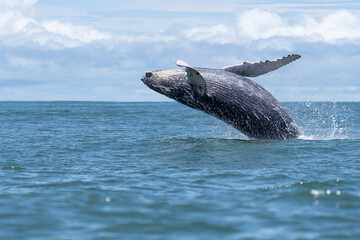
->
141, 72, 153, 87
141, 72, 153, 82
141, 72, 165, 95
141, 69, 189, 100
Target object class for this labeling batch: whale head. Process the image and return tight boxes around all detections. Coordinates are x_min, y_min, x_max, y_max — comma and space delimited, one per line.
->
141, 69, 192, 100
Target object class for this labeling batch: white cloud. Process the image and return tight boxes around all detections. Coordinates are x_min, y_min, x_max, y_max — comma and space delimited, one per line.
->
237, 9, 286, 41
185, 24, 235, 44
237, 9, 360, 44
0, 1, 36, 36
0, 0, 37, 13
0, 0, 112, 49
184, 9, 360, 46
3, 1, 360, 51
42, 21, 112, 44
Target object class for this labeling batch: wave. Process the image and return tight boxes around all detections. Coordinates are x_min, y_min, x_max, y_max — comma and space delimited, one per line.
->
297, 134, 359, 141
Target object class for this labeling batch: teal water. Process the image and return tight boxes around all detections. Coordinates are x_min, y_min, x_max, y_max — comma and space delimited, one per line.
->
0, 102, 359, 240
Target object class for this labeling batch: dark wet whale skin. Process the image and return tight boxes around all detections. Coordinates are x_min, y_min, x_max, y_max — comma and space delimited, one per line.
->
142, 67, 301, 140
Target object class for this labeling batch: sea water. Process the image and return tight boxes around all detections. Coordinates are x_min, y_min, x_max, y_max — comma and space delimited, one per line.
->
0, 102, 359, 239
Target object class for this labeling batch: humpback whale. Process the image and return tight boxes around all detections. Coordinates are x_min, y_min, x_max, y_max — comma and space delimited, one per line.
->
141, 54, 302, 140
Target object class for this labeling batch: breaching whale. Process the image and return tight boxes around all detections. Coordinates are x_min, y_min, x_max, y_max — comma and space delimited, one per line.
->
141, 54, 302, 140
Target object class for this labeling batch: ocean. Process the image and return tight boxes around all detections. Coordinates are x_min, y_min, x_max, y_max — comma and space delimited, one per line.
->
0, 101, 359, 239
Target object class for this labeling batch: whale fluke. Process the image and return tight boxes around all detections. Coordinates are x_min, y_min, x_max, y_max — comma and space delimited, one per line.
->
222, 54, 301, 77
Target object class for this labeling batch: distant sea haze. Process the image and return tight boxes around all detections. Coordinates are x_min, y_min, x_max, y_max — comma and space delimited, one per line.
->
0, 102, 359, 239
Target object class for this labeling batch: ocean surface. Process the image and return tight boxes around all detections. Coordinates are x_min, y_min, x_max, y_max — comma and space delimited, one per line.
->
0, 101, 359, 240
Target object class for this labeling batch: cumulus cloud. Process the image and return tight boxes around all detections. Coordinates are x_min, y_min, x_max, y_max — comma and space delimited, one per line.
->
3, 1, 360, 51
0, 0, 112, 49
237, 9, 360, 43
42, 21, 112, 44
0, 0, 35, 36
0, 0, 36, 13
185, 24, 236, 44
185, 9, 360, 46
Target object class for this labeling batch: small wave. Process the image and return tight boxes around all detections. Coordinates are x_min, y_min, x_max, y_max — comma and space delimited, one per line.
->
297, 134, 359, 141
208, 135, 250, 141
167, 136, 250, 144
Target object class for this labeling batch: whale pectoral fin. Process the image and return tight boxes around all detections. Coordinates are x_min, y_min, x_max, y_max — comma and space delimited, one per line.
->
176, 60, 206, 98
222, 54, 301, 77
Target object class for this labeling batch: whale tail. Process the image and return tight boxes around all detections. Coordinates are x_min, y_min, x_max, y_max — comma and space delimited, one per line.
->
222, 54, 300, 77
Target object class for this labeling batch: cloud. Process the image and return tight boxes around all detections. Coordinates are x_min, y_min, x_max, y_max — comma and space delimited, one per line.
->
0, 0, 36, 36
41, 21, 112, 44
0, 0, 37, 13
184, 9, 360, 46
3, 2, 360, 51
237, 9, 286, 41
238, 9, 360, 43
0, 0, 112, 49
185, 24, 236, 44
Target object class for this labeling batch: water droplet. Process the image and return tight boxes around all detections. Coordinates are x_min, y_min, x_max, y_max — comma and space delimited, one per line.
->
300, 181, 303, 185
11, 166, 15, 169
310, 189, 324, 197
326, 190, 331, 195
105, 196, 111, 202
336, 179, 340, 182
335, 190, 341, 196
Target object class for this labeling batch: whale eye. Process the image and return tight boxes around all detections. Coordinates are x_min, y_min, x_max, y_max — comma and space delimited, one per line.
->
146, 72, 153, 78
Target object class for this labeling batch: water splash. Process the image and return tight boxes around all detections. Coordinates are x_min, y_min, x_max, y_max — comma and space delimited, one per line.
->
202, 102, 358, 141
289, 102, 358, 141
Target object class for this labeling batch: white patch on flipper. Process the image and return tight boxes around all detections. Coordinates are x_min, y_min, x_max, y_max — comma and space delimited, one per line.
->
176, 60, 192, 68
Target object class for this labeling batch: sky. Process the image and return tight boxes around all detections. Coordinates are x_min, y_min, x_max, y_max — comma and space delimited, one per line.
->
0, 0, 360, 101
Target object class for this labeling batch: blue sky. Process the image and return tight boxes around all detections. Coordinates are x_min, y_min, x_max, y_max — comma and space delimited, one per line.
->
0, 0, 360, 101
